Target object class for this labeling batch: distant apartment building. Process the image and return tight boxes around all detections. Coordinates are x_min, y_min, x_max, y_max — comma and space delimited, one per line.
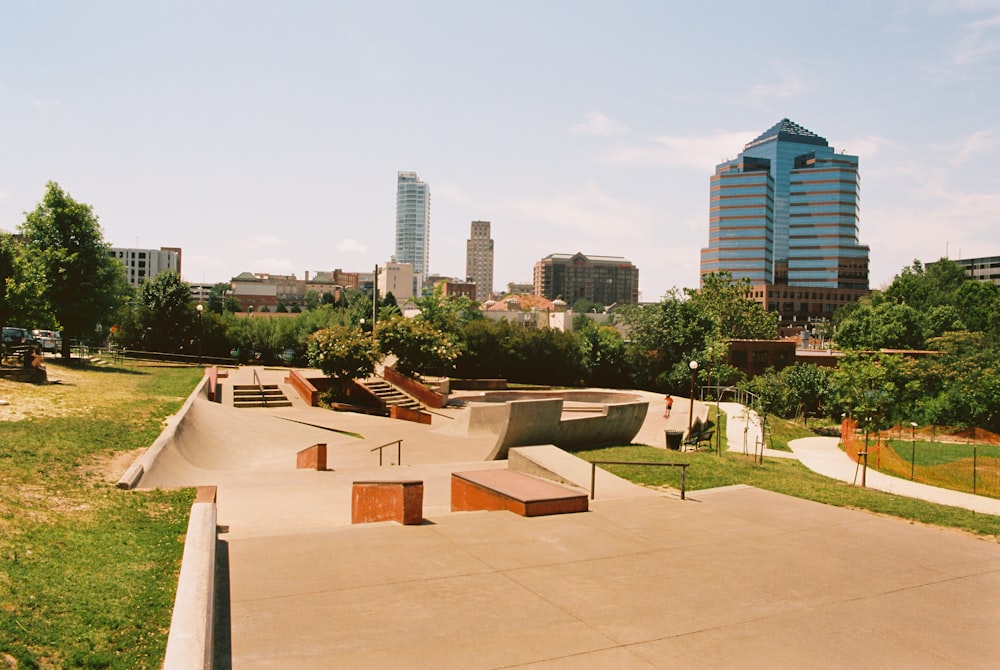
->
700, 118, 870, 327
505, 281, 534, 296
440, 280, 477, 300
465, 220, 494, 300
230, 272, 303, 311
378, 261, 415, 301
395, 171, 430, 293
533, 252, 639, 306
935, 255, 1000, 285
109, 246, 181, 286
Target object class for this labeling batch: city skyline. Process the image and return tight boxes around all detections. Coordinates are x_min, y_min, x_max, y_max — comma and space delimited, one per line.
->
2, 3, 999, 300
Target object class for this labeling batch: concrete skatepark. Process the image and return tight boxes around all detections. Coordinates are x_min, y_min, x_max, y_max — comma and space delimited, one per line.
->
134, 366, 1000, 668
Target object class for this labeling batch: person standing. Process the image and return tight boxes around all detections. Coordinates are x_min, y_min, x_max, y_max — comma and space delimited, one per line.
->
664, 395, 673, 417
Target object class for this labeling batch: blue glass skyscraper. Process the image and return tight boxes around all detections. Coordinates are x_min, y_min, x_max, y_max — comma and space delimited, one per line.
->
395, 171, 430, 281
701, 119, 870, 325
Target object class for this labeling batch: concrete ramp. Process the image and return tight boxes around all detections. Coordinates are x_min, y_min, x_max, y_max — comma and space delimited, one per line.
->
136, 394, 361, 489
486, 398, 563, 460
555, 401, 648, 451
508, 445, 659, 500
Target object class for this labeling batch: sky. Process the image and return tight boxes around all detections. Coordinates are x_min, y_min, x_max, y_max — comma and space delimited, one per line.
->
2, 1, 999, 301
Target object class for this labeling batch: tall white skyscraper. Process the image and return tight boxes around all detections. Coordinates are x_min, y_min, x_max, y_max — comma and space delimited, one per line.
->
465, 220, 494, 300
395, 171, 430, 285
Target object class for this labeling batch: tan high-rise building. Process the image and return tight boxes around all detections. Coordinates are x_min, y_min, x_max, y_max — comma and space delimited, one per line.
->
465, 220, 494, 300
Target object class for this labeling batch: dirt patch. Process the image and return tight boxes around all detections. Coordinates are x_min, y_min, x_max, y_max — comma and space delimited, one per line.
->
0, 360, 118, 422
81, 447, 147, 484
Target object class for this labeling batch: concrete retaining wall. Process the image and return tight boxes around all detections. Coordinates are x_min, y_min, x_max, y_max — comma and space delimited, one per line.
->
555, 402, 649, 451
162, 497, 217, 670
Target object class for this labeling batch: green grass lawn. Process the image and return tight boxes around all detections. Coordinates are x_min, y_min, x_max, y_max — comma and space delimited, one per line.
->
1, 360, 204, 669
883, 439, 1000, 465
578, 412, 1000, 541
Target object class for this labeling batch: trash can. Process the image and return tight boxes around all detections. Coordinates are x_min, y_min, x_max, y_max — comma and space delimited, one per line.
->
665, 430, 684, 451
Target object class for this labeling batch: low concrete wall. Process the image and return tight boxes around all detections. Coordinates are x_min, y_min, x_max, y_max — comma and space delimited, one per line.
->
162, 495, 217, 670
555, 402, 649, 451
285, 368, 319, 406
478, 390, 643, 404
383, 366, 447, 409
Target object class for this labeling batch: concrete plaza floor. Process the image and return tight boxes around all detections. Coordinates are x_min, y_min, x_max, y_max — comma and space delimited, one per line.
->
143, 367, 1000, 668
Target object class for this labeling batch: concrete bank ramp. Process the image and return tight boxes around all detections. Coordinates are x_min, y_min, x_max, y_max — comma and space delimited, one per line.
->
509, 445, 659, 500
136, 394, 362, 489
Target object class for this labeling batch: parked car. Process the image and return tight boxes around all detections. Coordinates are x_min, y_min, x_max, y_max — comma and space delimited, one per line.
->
32, 329, 62, 353
3, 326, 38, 347
2, 327, 39, 362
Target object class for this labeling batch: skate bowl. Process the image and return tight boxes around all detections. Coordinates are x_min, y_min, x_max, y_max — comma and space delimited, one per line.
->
449, 390, 649, 460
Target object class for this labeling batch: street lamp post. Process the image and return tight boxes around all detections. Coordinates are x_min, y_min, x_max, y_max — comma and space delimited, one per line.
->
688, 360, 698, 436
196, 303, 203, 364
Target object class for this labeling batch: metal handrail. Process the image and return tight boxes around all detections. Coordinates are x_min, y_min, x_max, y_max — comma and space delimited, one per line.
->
370, 439, 402, 466
589, 460, 690, 500
252, 369, 267, 407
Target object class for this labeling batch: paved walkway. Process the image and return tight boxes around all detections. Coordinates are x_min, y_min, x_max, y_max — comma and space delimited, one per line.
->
717, 403, 1000, 515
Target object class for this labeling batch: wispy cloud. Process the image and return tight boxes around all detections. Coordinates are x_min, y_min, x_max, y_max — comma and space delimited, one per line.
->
336, 238, 367, 253
240, 235, 283, 250
951, 14, 1000, 66
608, 131, 755, 169
944, 129, 998, 165
746, 72, 809, 102
500, 182, 654, 241
570, 112, 629, 136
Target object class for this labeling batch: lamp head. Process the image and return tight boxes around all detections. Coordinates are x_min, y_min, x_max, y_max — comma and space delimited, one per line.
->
689, 360, 698, 371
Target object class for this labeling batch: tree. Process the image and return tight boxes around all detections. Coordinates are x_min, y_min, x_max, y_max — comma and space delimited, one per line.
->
375, 316, 460, 377
780, 363, 829, 422
18, 182, 129, 356
307, 326, 379, 399
686, 272, 779, 340
616, 290, 714, 391
134, 271, 196, 353
575, 319, 629, 388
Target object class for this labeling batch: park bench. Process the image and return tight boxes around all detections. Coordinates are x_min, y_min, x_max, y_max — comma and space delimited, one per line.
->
684, 428, 715, 451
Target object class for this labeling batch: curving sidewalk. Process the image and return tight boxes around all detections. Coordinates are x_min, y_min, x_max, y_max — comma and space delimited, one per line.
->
718, 403, 1000, 516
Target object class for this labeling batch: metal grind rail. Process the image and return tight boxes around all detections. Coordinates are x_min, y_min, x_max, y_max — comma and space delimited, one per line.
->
371, 439, 403, 466
589, 460, 690, 500
252, 368, 266, 407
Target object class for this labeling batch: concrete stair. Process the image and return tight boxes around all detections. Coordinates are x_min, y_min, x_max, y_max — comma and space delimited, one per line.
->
232, 384, 293, 408
358, 378, 422, 411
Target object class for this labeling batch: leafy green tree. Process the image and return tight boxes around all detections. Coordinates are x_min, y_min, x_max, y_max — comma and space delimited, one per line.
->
1, 233, 50, 329
18, 182, 129, 356
307, 325, 379, 399
834, 301, 925, 350
686, 272, 779, 340
883, 258, 967, 311
303, 290, 321, 311
923, 305, 965, 340
953, 280, 1000, 339
410, 285, 482, 335
575, 319, 629, 388
0, 233, 15, 326
616, 290, 714, 391
134, 271, 195, 353
780, 363, 829, 422
916, 332, 1000, 431
376, 315, 460, 377
827, 353, 912, 432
